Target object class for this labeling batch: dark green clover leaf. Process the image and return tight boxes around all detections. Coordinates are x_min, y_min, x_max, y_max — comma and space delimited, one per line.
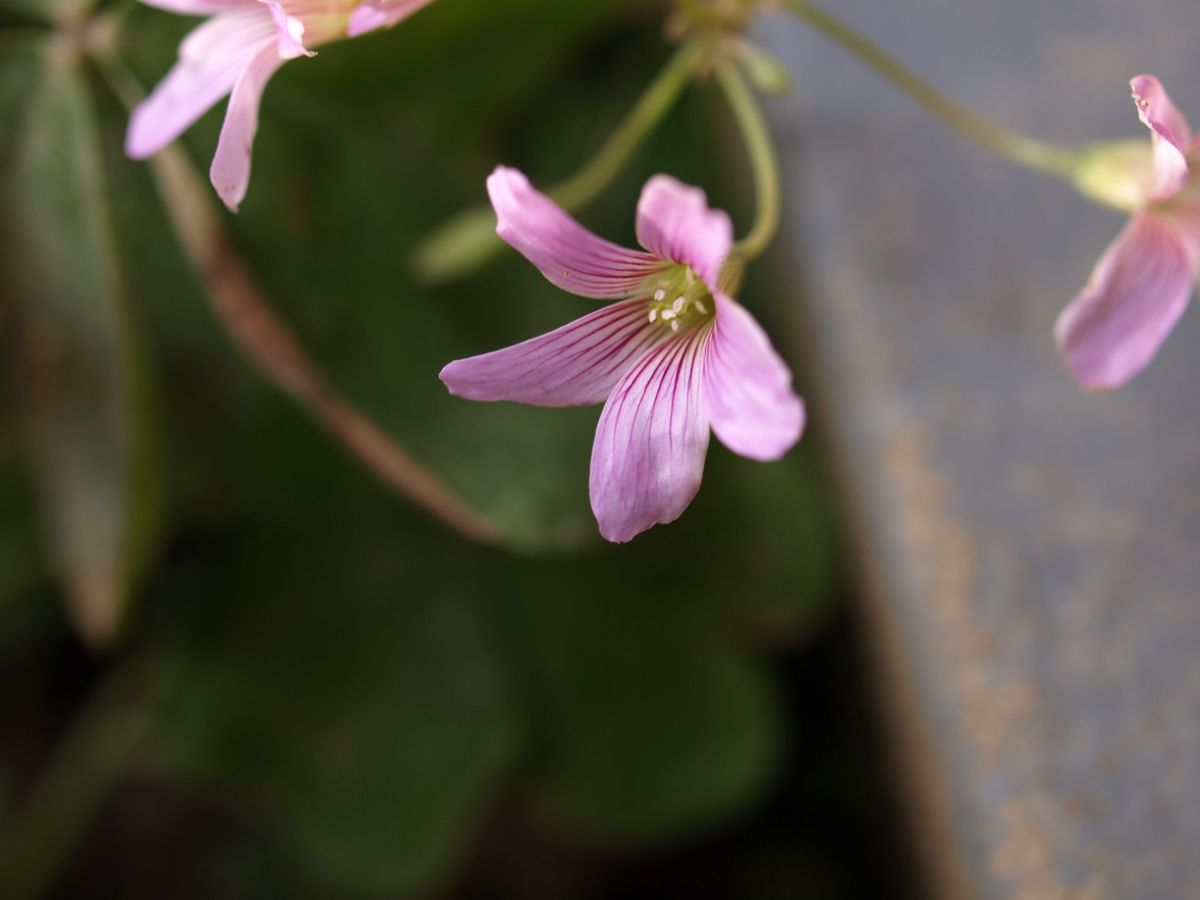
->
497, 565, 780, 845
1, 41, 164, 647
149, 531, 522, 895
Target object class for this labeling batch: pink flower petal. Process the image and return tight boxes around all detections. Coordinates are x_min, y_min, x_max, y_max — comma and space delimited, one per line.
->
136, 0, 258, 15
208, 43, 287, 212
589, 329, 711, 542
439, 298, 665, 406
261, 0, 313, 58
1131, 74, 1192, 201
1056, 214, 1194, 390
704, 294, 805, 460
346, 0, 435, 37
635, 175, 733, 293
125, 10, 275, 160
487, 167, 666, 299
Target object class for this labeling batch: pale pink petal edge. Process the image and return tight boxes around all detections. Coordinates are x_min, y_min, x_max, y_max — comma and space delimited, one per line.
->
136, 0, 258, 15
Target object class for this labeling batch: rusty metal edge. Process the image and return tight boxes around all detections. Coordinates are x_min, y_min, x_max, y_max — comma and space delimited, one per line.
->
777, 255, 976, 900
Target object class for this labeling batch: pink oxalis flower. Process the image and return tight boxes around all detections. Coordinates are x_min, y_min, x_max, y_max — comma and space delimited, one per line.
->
1058, 75, 1200, 389
126, 0, 436, 211
440, 168, 806, 543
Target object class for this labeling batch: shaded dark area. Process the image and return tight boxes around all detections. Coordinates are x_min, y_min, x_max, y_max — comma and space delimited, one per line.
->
19, 605, 922, 900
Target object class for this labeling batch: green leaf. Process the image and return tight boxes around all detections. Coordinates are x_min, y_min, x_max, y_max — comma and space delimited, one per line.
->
508, 580, 779, 844
1, 44, 164, 647
150, 532, 522, 894
0, 39, 42, 153
696, 443, 841, 637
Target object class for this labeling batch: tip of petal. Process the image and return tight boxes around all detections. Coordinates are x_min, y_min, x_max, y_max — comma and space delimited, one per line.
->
211, 170, 245, 213
1054, 309, 1127, 391
1054, 217, 1194, 391
438, 358, 500, 402
486, 167, 537, 247
731, 400, 806, 461
1130, 73, 1160, 97
595, 492, 699, 544
485, 166, 526, 214
438, 360, 462, 394
634, 174, 733, 292
125, 107, 166, 160
260, 0, 313, 57
1130, 74, 1172, 131
597, 523, 643, 544
1124, 73, 1193, 202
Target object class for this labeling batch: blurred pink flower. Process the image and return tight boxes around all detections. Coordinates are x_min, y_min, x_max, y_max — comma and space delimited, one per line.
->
440, 167, 805, 543
126, 0, 435, 211
1058, 75, 1200, 389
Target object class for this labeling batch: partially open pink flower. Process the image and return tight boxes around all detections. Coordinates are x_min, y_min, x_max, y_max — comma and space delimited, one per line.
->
440, 168, 805, 543
126, 0, 436, 211
1057, 75, 1200, 389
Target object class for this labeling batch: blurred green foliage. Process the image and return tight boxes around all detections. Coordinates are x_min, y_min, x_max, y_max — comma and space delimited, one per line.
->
0, 0, 842, 895
2, 37, 163, 647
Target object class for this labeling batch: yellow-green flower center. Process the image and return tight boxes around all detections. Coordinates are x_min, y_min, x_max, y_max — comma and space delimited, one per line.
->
645, 265, 716, 333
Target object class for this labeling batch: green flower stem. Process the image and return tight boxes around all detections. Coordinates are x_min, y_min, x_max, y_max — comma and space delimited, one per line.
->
0, 648, 174, 900
717, 61, 781, 262
786, 0, 1080, 178
549, 39, 704, 209
412, 39, 705, 282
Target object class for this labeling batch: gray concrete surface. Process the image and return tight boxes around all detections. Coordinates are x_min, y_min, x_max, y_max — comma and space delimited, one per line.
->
762, 3, 1200, 898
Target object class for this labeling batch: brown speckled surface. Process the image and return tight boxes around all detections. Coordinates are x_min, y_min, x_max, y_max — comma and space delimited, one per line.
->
762, 2, 1200, 898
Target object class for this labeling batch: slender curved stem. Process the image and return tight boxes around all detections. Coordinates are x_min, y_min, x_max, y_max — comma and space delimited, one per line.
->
96, 53, 498, 544
786, 0, 1080, 178
412, 40, 705, 281
717, 62, 781, 262
550, 39, 705, 209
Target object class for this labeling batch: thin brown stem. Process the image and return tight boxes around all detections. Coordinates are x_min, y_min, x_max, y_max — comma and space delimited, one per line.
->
148, 146, 497, 543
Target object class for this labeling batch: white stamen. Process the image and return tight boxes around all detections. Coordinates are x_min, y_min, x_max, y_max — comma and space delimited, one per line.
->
648, 308, 657, 323
653, 289, 666, 301
694, 299, 708, 315
672, 297, 685, 314
670, 319, 680, 332
685, 269, 695, 285
661, 308, 676, 320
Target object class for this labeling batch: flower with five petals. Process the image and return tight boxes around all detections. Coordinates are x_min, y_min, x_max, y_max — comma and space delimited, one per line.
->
440, 167, 805, 543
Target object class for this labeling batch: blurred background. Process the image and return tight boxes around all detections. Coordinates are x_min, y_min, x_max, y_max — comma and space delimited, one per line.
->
0, 0, 924, 897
